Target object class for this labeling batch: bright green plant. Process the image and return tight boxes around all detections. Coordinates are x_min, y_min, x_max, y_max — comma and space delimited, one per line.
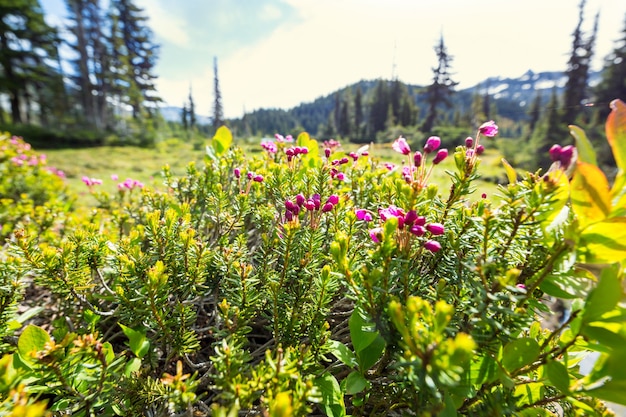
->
0, 103, 625, 416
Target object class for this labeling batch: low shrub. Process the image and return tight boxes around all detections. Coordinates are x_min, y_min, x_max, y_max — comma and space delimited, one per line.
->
0, 101, 625, 416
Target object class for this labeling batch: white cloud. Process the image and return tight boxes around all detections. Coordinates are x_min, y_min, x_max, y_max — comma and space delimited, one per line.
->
136, 0, 190, 48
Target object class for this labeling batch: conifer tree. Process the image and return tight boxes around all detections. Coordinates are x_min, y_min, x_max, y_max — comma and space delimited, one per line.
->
368, 79, 389, 136
526, 92, 543, 138
0, 0, 61, 124
353, 86, 364, 141
562, 0, 598, 124
212, 56, 224, 129
188, 85, 196, 129
529, 89, 567, 169
181, 103, 189, 131
594, 12, 626, 118
422, 34, 458, 133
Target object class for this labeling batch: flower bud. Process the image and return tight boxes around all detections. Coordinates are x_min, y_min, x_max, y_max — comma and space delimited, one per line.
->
559, 145, 574, 166
253, 174, 264, 182
549, 144, 562, 162
424, 240, 442, 253
285, 200, 297, 212
369, 227, 383, 243
410, 224, 425, 236
295, 193, 306, 206
404, 210, 418, 225
465, 137, 474, 147
325, 148, 331, 158
322, 202, 334, 212
426, 223, 445, 235
234, 168, 241, 179
355, 209, 372, 222
305, 200, 316, 211
476, 145, 485, 155
433, 149, 448, 164
327, 194, 339, 205
413, 151, 423, 167
424, 136, 441, 153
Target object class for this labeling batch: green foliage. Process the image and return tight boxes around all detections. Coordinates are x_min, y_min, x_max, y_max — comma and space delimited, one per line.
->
1, 104, 626, 415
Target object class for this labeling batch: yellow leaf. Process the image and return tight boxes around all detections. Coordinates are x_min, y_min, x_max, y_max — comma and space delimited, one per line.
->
570, 161, 611, 228
578, 217, 626, 264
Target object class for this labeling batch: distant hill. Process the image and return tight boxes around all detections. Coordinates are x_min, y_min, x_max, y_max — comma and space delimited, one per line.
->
159, 70, 600, 136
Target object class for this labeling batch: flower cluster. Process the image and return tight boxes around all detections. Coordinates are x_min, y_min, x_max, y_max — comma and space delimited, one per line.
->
366, 204, 444, 253
117, 178, 144, 191
260, 140, 278, 154
391, 135, 448, 188
274, 133, 294, 143
464, 120, 498, 169
82, 176, 103, 187
549, 144, 575, 169
233, 168, 264, 194
284, 193, 339, 225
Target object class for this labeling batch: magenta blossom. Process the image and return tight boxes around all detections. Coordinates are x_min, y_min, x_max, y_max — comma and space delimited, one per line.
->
355, 209, 373, 222
369, 227, 383, 243
479, 121, 498, 137
432, 149, 448, 165
424, 136, 441, 153
327, 194, 339, 205
261, 140, 277, 153
465, 137, 474, 147
424, 240, 442, 253
322, 202, 334, 212
392, 136, 411, 155
82, 176, 103, 187
413, 151, 423, 167
426, 223, 445, 235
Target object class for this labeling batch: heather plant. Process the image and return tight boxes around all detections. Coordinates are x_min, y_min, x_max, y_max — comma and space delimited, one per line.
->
0, 101, 625, 416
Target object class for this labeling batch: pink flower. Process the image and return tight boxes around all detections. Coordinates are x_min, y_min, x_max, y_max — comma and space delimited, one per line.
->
369, 227, 383, 243
111, 174, 119, 181
476, 145, 485, 155
261, 140, 277, 153
234, 168, 241, 179
383, 162, 396, 171
392, 136, 411, 155
322, 202, 334, 212
335, 172, 345, 181
424, 136, 441, 153
295, 193, 306, 206
410, 224, 426, 236
465, 137, 474, 147
479, 120, 498, 137
325, 148, 331, 158
327, 194, 339, 205
355, 209, 372, 222
253, 174, 264, 182
424, 240, 442, 253
432, 149, 448, 165
426, 223, 445, 235
413, 151, 423, 167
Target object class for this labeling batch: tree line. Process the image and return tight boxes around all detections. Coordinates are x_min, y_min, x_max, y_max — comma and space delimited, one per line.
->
1, 0, 625, 151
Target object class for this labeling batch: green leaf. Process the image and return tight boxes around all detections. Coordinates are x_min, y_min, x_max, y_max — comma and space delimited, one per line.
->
569, 124, 597, 166
514, 382, 544, 407
501, 158, 517, 184
124, 357, 142, 377
546, 360, 570, 393
344, 371, 368, 395
501, 338, 540, 373
119, 324, 150, 359
606, 99, 626, 183
578, 218, 626, 264
314, 372, 346, 417
296, 132, 320, 169
211, 126, 233, 157
571, 161, 611, 228
17, 325, 50, 363
325, 340, 357, 368
582, 264, 622, 323
349, 310, 385, 370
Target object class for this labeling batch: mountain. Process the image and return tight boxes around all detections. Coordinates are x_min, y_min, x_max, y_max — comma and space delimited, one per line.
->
159, 70, 600, 136
160, 106, 212, 125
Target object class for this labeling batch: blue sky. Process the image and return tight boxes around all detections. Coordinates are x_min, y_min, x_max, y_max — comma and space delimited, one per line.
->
41, 0, 626, 118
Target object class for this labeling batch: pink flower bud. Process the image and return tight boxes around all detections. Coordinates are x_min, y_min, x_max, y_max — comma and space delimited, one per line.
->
285, 200, 297, 212
369, 227, 383, 243
322, 202, 334, 212
424, 240, 442, 253
327, 194, 339, 205
410, 224, 426, 236
285, 210, 294, 222
335, 172, 345, 181
426, 223, 445, 235
392, 136, 411, 155
349, 152, 359, 161
404, 210, 418, 225
247, 172, 254, 180
559, 145, 574, 166
300, 147, 309, 154
295, 193, 306, 206
415, 215, 426, 226
432, 149, 448, 164
465, 137, 474, 147
413, 151, 423, 167
305, 200, 316, 211
286, 148, 294, 157
325, 148, 331, 158
424, 136, 441, 153
355, 209, 372, 222
476, 145, 485, 155
549, 144, 562, 162
478, 120, 498, 137
253, 174, 264, 182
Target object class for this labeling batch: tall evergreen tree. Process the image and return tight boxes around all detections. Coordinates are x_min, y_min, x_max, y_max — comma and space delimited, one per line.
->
109, 0, 160, 119
526, 92, 543, 138
368, 79, 389, 136
188, 84, 196, 129
422, 34, 458, 133
0, 0, 60, 124
181, 103, 189, 131
561, 0, 598, 124
212, 56, 224, 129
594, 12, 626, 118
65, 0, 108, 128
353, 86, 364, 141
530, 89, 568, 169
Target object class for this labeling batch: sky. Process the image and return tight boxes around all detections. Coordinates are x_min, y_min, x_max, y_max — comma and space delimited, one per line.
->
41, 0, 626, 119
